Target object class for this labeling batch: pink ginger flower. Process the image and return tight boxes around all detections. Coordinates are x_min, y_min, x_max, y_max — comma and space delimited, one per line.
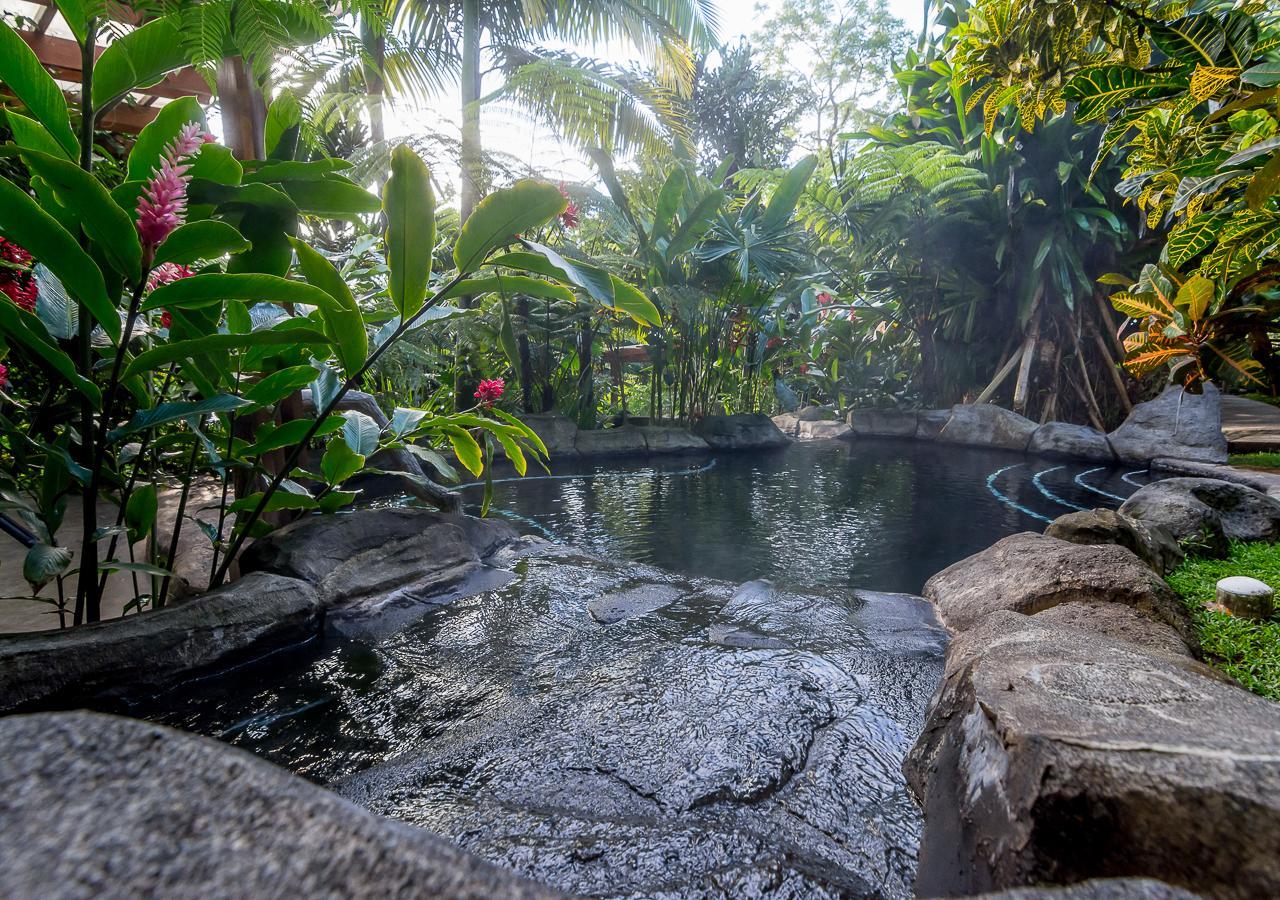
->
474, 378, 505, 407
136, 123, 212, 253
0, 363, 8, 389
146, 262, 195, 293
0, 237, 37, 312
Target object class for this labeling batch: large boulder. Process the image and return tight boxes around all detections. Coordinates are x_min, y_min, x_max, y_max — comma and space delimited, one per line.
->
848, 408, 919, 438
970, 879, 1200, 899
777, 413, 854, 441
917, 409, 952, 440
1108, 384, 1228, 464
1120, 477, 1280, 558
301, 389, 459, 510
522, 413, 581, 459
574, 425, 648, 457
637, 425, 710, 454
938, 404, 1038, 451
923, 532, 1193, 647
1045, 508, 1183, 576
1029, 423, 1115, 462
0, 573, 319, 714
693, 413, 792, 450
0, 711, 562, 899
906, 611, 1280, 898
240, 507, 518, 605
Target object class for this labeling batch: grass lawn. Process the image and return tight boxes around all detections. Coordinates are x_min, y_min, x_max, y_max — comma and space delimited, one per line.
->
1166, 541, 1280, 701
1229, 452, 1280, 470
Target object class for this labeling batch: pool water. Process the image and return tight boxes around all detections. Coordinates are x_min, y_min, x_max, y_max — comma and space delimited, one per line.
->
468, 438, 1151, 595
135, 439, 1153, 897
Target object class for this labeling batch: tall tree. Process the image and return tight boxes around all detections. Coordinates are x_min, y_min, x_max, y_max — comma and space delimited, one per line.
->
753, 0, 911, 176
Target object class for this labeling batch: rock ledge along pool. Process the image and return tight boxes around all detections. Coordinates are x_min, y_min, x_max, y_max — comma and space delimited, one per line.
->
139, 439, 1151, 898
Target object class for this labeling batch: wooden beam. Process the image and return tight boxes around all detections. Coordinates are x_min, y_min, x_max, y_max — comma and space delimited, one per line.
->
99, 103, 161, 133
17, 31, 212, 102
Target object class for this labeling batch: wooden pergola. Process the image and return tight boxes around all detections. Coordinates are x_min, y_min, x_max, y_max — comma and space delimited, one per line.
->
5, 0, 264, 157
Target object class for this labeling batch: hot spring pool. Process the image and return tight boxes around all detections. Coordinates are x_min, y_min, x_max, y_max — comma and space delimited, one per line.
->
135, 439, 1154, 897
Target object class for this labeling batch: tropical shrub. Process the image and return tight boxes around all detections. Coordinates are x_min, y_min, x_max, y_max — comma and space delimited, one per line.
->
0, 17, 600, 627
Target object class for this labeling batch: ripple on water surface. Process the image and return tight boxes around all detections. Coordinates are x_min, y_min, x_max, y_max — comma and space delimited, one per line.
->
143, 440, 1149, 897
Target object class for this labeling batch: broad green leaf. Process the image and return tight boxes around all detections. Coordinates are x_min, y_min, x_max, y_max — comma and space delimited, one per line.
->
1063, 67, 1186, 123
390, 407, 428, 438
52, 0, 89, 44
760, 154, 818, 232
318, 490, 359, 513
229, 491, 318, 514
0, 176, 118, 342
245, 415, 343, 456
606, 277, 661, 327
244, 159, 354, 183
288, 238, 368, 373
406, 444, 460, 484
32, 263, 77, 340
23, 543, 71, 591
490, 427, 527, 476
514, 240, 616, 306
499, 299, 520, 377
444, 425, 484, 477
1246, 152, 1280, 210
666, 190, 725, 259
123, 328, 334, 378
5, 110, 68, 159
127, 97, 207, 182
342, 410, 382, 456
142, 272, 339, 313
384, 145, 435, 320
650, 169, 687, 245
243, 365, 320, 406
125, 483, 158, 542
321, 439, 365, 485
21, 149, 143, 283
92, 15, 189, 110
98, 560, 174, 577
265, 91, 302, 159
1175, 274, 1214, 321
1166, 215, 1226, 268
0, 21, 78, 158
281, 178, 381, 220
1151, 15, 1227, 66
187, 144, 243, 185
438, 274, 575, 305
489, 407, 548, 457
154, 220, 251, 266
0, 300, 98, 402
109, 395, 252, 442
454, 180, 566, 274
1243, 62, 1280, 87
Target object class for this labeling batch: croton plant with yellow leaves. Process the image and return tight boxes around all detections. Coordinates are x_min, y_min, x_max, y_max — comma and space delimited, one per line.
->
953, 0, 1280, 390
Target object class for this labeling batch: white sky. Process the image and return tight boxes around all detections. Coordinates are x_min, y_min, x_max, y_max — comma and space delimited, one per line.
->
384, 0, 929, 191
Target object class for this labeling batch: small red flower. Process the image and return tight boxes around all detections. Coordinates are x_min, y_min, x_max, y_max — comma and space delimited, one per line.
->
817, 292, 833, 305
557, 183, 580, 229
160, 310, 172, 329
0, 273, 37, 312
799, 363, 810, 375
0, 238, 32, 267
766, 337, 782, 351
474, 378, 505, 407
0, 363, 8, 389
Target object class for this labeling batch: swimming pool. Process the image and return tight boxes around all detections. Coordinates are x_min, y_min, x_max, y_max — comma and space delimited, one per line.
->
138, 439, 1152, 897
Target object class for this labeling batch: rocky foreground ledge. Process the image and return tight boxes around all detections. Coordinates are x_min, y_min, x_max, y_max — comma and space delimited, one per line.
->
907, 477, 1280, 898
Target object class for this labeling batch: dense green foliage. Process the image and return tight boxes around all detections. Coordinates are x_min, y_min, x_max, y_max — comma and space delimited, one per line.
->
1167, 540, 1280, 701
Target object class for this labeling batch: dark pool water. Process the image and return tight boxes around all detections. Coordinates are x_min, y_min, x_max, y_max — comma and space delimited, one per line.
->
135, 439, 1154, 898
467, 438, 1152, 595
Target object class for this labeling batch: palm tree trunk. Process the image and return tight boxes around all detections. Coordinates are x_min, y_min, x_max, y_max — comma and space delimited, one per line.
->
460, 0, 482, 221
361, 19, 386, 145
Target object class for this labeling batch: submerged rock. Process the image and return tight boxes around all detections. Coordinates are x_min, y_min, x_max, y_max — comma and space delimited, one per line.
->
178, 548, 947, 898
1108, 384, 1227, 464
906, 610, 1280, 898
0, 711, 561, 899
587, 582, 685, 624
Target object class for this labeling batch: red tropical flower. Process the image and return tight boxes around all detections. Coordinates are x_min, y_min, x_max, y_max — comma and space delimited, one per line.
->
474, 378, 505, 407
557, 183, 580, 229
0, 363, 8, 389
146, 263, 195, 293
160, 310, 172, 329
0, 238, 37, 312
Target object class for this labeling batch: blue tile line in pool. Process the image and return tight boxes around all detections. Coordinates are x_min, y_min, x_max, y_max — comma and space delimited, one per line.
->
986, 463, 1149, 524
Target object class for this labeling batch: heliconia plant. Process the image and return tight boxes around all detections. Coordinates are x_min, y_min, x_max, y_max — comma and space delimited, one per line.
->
0, 15, 617, 627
